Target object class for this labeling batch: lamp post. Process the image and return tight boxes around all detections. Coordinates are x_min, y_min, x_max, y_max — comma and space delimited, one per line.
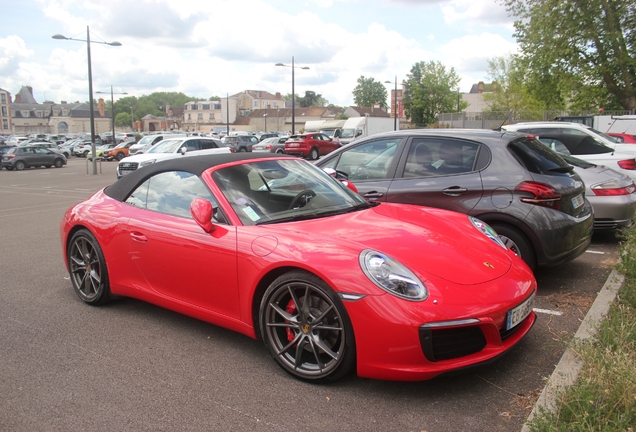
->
226, 92, 230, 136
263, 113, 268, 132
96, 86, 127, 147
384, 77, 398, 131
130, 106, 134, 131
53, 26, 121, 174
276, 57, 309, 134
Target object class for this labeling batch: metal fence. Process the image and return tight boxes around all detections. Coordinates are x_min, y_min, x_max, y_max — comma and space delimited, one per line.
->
437, 110, 635, 129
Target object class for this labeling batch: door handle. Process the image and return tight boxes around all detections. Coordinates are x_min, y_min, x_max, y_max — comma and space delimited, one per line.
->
130, 232, 148, 242
442, 186, 467, 196
362, 191, 384, 199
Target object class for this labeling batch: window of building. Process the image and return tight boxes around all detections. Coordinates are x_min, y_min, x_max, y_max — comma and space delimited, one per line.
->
1, 106, 6, 116
22, 111, 30, 117
187, 114, 191, 120
1, 93, 6, 104
209, 113, 215, 120
2, 119, 7, 129
198, 113, 203, 120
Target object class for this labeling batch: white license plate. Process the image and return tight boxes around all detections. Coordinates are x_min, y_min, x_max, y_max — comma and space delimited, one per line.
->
571, 194, 584, 209
506, 293, 535, 330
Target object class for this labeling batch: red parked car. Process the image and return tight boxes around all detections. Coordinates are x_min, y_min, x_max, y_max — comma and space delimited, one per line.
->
608, 133, 636, 144
284, 132, 340, 160
60, 153, 536, 382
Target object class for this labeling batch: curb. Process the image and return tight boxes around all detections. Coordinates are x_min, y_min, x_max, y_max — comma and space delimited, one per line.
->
521, 268, 624, 432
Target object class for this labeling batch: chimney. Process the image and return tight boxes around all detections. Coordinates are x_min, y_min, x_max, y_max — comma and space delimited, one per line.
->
276, 92, 281, 99
165, 103, 171, 114
478, 81, 485, 94
97, 98, 105, 117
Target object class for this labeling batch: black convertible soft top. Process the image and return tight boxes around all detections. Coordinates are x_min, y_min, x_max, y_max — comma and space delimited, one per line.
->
104, 153, 296, 202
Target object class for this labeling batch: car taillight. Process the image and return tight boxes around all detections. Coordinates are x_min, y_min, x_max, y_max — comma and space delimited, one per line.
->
7, 154, 15, 159
591, 181, 636, 196
266, 144, 272, 149
229, 148, 235, 153
617, 159, 636, 170
516, 181, 562, 209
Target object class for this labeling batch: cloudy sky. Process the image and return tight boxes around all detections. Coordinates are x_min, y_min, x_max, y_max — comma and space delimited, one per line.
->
1, 0, 519, 107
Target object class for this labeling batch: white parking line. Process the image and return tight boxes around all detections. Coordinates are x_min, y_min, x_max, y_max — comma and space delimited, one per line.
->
585, 250, 605, 254
533, 308, 563, 316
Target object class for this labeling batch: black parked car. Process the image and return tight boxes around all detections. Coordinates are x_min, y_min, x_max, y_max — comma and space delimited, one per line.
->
315, 129, 594, 271
1, 146, 67, 171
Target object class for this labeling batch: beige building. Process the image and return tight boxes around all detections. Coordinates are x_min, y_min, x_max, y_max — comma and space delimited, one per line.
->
0, 88, 12, 134
9, 86, 111, 135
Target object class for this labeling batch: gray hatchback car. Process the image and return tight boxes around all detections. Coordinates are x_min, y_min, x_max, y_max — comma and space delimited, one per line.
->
1, 145, 67, 171
316, 129, 594, 271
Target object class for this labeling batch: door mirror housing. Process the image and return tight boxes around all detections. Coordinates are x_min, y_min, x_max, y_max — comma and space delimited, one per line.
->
190, 198, 215, 233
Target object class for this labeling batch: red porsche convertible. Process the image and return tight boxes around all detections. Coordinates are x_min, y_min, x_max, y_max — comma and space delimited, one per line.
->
60, 153, 536, 382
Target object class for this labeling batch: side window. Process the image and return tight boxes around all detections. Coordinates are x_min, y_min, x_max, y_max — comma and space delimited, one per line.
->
538, 138, 571, 155
427, 139, 479, 175
332, 139, 401, 181
125, 171, 225, 222
200, 139, 217, 150
184, 140, 200, 151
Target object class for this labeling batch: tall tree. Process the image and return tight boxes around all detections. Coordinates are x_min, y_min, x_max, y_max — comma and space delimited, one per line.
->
298, 90, 328, 107
483, 55, 545, 117
351, 76, 388, 109
403, 61, 463, 126
504, 0, 636, 111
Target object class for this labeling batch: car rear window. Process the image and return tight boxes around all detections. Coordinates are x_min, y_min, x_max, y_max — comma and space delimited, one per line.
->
507, 138, 572, 176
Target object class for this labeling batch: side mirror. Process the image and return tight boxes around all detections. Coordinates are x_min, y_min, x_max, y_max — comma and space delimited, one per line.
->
179, 147, 187, 155
190, 198, 215, 233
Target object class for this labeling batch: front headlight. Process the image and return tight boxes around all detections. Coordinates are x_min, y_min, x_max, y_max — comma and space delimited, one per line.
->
359, 250, 428, 301
139, 159, 156, 167
469, 216, 507, 249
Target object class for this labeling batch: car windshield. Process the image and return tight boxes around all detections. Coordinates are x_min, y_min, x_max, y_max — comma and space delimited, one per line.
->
114, 142, 128, 149
137, 135, 155, 145
212, 159, 370, 226
339, 128, 356, 139
147, 139, 184, 154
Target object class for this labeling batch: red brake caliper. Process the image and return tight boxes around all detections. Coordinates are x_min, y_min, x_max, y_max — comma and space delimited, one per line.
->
286, 299, 297, 342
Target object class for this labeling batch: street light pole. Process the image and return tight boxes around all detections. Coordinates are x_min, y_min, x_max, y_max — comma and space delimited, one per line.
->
130, 106, 134, 131
96, 86, 127, 148
384, 76, 398, 131
275, 57, 309, 134
52, 26, 121, 174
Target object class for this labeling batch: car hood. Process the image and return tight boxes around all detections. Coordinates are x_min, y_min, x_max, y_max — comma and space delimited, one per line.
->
271, 203, 513, 285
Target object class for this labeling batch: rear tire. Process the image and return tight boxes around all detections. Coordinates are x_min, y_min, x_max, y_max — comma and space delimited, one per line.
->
490, 223, 536, 271
116, 153, 125, 161
15, 161, 26, 171
67, 229, 112, 305
309, 147, 319, 160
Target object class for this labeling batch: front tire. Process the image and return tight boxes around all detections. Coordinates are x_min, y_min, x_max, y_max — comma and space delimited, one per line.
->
490, 223, 537, 271
259, 271, 355, 382
67, 229, 112, 305
54, 159, 64, 168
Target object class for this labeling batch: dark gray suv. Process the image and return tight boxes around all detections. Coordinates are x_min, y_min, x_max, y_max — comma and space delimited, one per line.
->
316, 129, 594, 271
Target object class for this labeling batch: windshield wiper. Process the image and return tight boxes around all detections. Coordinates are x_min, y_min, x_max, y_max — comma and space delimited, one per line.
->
255, 202, 377, 225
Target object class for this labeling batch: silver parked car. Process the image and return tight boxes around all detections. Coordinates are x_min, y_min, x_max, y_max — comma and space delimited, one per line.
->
251, 136, 289, 153
553, 152, 636, 230
315, 129, 594, 271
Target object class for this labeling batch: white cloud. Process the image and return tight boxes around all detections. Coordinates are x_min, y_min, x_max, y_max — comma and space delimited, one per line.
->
441, 0, 513, 29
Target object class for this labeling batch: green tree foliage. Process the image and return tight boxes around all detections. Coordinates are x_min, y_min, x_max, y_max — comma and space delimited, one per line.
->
110, 92, 204, 128
351, 76, 388, 109
403, 61, 463, 126
483, 55, 545, 116
298, 90, 328, 107
504, 0, 636, 111
115, 112, 131, 128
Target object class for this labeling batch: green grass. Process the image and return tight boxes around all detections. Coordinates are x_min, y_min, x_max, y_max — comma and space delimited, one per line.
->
527, 228, 636, 431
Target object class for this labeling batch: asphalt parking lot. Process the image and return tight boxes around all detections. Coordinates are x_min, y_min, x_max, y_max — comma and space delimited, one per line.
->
0, 157, 621, 431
